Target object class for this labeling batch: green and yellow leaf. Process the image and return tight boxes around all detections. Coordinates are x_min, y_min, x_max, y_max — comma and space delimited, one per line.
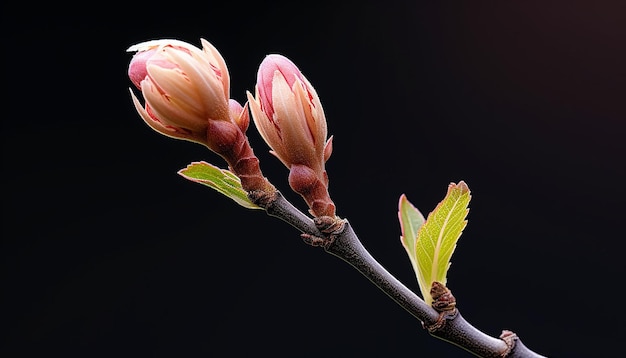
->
398, 181, 471, 305
178, 161, 261, 210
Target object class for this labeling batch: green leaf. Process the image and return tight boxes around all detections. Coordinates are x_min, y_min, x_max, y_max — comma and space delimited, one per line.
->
177, 161, 261, 210
398, 194, 426, 269
399, 181, 471, 305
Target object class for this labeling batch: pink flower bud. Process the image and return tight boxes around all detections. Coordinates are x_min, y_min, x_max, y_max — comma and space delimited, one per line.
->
127, 38, 231, 146
247, 54, 335, 217
247, 54, 332, 176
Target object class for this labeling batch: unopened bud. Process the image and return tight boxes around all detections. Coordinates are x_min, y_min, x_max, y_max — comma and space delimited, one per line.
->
127, 38, 274, 196
247, 54, 335, 217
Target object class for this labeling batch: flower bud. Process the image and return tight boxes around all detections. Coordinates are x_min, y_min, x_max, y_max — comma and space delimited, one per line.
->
127, 38, 231, 146
247, 54, 335, 217
128, 39, 275, 197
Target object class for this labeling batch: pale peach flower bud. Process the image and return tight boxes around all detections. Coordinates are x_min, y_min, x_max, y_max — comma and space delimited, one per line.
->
247, 54, 335, 217
127, 39, 275, 196
127, 38, 231, 146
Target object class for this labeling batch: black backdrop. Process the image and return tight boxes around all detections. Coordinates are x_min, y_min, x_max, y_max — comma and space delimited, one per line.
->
4, 1, 625, 357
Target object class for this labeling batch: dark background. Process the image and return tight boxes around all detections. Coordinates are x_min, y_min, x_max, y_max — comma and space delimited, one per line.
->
3, 1, 625, 357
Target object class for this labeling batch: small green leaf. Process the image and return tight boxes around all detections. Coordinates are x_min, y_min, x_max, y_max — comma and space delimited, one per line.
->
178, 161, 261, 210
399, 181, 471, 305
398, 194, 426, 269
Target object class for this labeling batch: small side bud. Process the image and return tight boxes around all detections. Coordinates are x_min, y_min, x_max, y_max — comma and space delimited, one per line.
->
430, 281, 457, 313
423, 282, 458, 333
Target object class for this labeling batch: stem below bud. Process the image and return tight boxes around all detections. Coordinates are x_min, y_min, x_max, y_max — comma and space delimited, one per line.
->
207, 120, 275, 196
288, 164, 336, 217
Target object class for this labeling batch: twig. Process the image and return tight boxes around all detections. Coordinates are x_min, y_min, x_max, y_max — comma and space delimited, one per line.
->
258, 190, 546, 357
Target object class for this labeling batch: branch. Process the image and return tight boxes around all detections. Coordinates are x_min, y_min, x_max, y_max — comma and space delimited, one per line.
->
262, 191, 320, 235
260, 191, 546, 358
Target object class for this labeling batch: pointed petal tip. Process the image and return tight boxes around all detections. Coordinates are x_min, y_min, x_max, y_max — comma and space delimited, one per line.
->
126, 39, 187, 53
323, 135, 333, 162
398, 193, 407, 207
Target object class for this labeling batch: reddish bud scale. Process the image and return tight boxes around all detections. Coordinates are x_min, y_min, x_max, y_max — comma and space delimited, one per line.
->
288, 164, 336, 217
207, 120, 274, 194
